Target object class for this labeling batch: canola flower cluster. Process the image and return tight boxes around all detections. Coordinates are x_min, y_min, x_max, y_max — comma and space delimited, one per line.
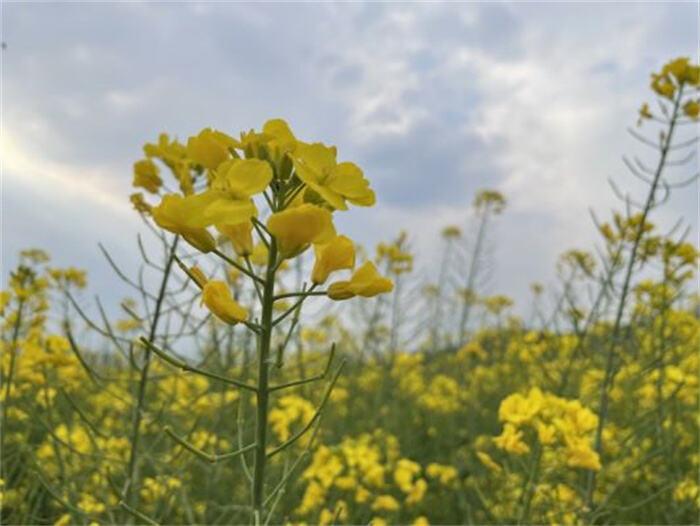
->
131, 119, 393, 318
494, 388, 601, 470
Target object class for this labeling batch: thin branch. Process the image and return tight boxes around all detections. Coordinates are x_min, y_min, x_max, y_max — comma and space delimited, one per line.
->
269, 344, 336, 392
266, 360, 345, 459
212, 248, 265, 285
164, 426, 257, 464
118, 501, 160, 526
139, 337, 257, 392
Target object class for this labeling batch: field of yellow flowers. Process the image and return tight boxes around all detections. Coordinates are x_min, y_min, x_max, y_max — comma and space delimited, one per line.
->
1, 57, 699, 526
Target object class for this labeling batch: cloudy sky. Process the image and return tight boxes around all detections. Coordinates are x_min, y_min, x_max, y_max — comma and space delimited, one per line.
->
2, 1, 698, 314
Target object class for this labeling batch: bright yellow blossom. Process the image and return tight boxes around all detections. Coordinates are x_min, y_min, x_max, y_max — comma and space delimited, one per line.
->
327, 261, 393, 300
291, 142, 375, 210
151, 194, 217, 252
186, 128, 237, 170
201, 280, 248, 324
267, 204, 336, 258
312, 235, 355, 284
217, 221, 254, 257
683, 100, 699, 119
133, 159, 162, 193
372, 494, 400, 512
564, 436, 601, 471
494, 424, 530, 455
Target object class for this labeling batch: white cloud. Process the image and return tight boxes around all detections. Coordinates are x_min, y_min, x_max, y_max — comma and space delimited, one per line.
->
2, 131, 132, 218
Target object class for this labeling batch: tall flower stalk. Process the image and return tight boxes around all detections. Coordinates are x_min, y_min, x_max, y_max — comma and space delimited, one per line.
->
584, 57, 700, 510
127, 120, 393, 523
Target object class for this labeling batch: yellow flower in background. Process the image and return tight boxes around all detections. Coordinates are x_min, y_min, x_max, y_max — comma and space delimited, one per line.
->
291, 142, 375, 210
186, 128, 237, 170
394, 458, 421, 492
683, 100, 700, 119
142, 133, 193, 195
311, 235, 355, 284
201, 280, 248, 324
673, 479, 699, 503
637, 103, 653, 126
662, 57, 700, 85
151, 194, 216, 252
406, 478, 427, 505
267, 204, 336, 258
425, 462, 458, 485
327, 261, 393, 300
536, 421, 557, 445
651, 73, 676, 99
476, 452, 502, 473
499, 388, 543, 426
494, 424, 530, 455
133, 159, 162, 193
649, 58, 700, 101
249, 243, 269, 266
564, 437, 601, 471
144, 132, 187, 164
269, 395, 316, 442
130, 192, 152, 213
217, 221, 254, 257
442, 225, 462, 239
372, 494, 399, 512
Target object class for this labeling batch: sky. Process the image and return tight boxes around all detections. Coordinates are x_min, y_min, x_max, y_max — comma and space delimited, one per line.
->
2, 1, 698, 317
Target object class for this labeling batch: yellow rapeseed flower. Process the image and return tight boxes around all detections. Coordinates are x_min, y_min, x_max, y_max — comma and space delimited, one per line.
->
499, 388, 543, 426
151, 194, 217, 252
267, 203, 336, 258
327, 261, 393, 300
186, 128, 237, 170
133, 159, 162, 193
683, 100, 700, 119
312, 235, 355, 284
372, 494, 400, 512
494, 424, 530, 455
563, 436, 601, 471
130, 192, 152, 213
291, 142, 375, 210
662, 57, 700, 85
201, 280, 248, 324
217, 221, 254, 257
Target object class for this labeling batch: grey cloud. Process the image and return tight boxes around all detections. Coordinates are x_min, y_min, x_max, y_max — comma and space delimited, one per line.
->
2, 1, 697, 315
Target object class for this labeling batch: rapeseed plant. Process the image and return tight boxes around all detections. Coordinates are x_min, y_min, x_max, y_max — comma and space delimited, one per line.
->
1, 56, 698, 526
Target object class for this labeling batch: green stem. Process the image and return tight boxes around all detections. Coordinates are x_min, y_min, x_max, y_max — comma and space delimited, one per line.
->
140, 337, 257, 392
458, 209, 490, 345
123, 235, 179, 518
585, 84, 684, 509
164, 426, 256, 463
273, 290, 326, 301
252, 237, 278, 521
